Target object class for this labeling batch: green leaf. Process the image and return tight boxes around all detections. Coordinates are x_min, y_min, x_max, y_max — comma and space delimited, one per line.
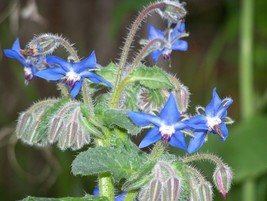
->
96, 63, 118, 86
202, 115, 267, 182
72, 146, 147, 182
128, 66, 175, 89
21, 195, 108, 201
102, 109, 141, 135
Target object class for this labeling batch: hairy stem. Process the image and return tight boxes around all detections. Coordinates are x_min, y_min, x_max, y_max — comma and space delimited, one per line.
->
110, 2, 165, 108
96, 128, 114, 201
187, 166, 206, 184
181, 153, 224, 167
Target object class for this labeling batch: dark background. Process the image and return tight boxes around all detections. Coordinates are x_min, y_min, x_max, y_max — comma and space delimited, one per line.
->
0, 0, 267, 200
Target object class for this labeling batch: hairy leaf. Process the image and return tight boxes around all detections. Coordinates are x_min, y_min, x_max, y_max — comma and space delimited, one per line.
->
72, 146, 147, 182
21, 195, 108, 201
128, 66, 175, 89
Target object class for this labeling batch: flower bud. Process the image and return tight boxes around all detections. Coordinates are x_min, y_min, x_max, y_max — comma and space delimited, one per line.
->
27, 33, 61, 56
213, 164, 233, 199
158, 0, 187, 23
138, 161, 183, 201
198, 182, 213, 201
176, 84, 190, 113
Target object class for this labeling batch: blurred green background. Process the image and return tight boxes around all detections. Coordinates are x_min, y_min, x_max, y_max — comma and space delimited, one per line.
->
0, 0, 267, 200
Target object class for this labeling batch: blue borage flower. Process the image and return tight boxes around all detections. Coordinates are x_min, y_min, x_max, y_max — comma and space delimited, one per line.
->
93, 186, 126, 201
35, 51, 112, 98
4, 38, 46, 83
128, 93, 188, 150
187, 88, 233, 154
148, 22, 188, 62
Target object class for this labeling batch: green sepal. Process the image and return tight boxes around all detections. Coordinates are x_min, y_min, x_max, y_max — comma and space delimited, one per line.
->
21, 195, 108, 201
128, 65, 175, 89
122, 161, 156, 191
72, 146, 147, 182
79, 104, 104, 138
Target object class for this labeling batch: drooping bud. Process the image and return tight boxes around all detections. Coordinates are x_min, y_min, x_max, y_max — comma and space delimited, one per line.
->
16, 98, 59, 145
213, 164, 233, 199
176, 84, 190, 113
27, 33, 61, 56
47, 101, 91, 150
198, 181, 213, 201
138, 161, 183, 201
188, 176, 200, 201
168, 74, 190, 113
158, 0, 187, 23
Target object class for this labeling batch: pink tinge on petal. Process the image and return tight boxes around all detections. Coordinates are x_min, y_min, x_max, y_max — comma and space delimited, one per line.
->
217, 174, 227, 199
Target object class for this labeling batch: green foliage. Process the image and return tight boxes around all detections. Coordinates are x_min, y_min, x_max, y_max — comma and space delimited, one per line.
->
128, 66, 175, 89
96, 63, 118, 86
72, 145, 148, 182
21, 196, 108, 201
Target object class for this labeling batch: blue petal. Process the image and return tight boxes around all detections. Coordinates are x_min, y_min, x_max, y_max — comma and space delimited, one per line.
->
115, 192, 127, 201
148, 24, 164, 40
151, 50, 162, 62
70, 80, 82, 98
12, 38, 21, 52
139, 127, 161, 148
205, 88, 222, 117
217, 98, 233, 118
35, 67, 65, 80
128, 112, 161, 127
169, 131, 187, 150
219, 122, 228, 141
81, 71, 112, 87
4, 49, 26, 66
159, 93, 180, 125
172, 40, 188, 51
171, 24, 183, 39
93, 186, 99, 195
46, 56, 72, 72
186, 115, 208, 130
187, 131, 207, 154
74, 51, 96, 73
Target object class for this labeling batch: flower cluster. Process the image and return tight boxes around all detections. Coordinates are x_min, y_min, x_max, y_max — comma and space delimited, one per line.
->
128, 88, 233, 153
4, 1, 234, 201
4, 36, 111, 98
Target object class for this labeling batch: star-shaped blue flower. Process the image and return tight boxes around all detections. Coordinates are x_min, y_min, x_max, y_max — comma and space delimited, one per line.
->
148, 22, 188, 62
4, 38, 45, 82
35, 51, 112, 98
128, 93, 188, 150
187, 88, 233, 154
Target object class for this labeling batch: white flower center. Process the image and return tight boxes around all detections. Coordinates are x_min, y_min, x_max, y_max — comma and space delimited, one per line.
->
207, 116, 222, 131
24, 67, 32, 76
65, 70, 81, 87
159, 125, 175, 141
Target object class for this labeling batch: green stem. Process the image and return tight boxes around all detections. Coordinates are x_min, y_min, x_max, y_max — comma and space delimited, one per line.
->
181, 153, 224, 167
239, 0, 255, 200
239, 0, 254, 119
123, 191, 138, 201
149, 140, 167, 161
187, 166, 206, 184
96, 128, 114, 201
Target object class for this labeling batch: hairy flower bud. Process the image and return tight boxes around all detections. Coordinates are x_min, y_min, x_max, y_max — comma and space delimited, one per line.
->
158, 0, 187, 23
138, 161, 183, 201
198, 182, 213, 201
27, 33, 61, 56
213, 164, 233, 199
176, 84, 190, 113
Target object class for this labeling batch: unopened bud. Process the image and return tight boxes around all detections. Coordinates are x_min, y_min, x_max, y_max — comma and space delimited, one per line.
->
198, 182, 213, 201
213, 165, 233, 199
158, 0, 187, 23
27, 33, 61, 56
176, 84, 190, 113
